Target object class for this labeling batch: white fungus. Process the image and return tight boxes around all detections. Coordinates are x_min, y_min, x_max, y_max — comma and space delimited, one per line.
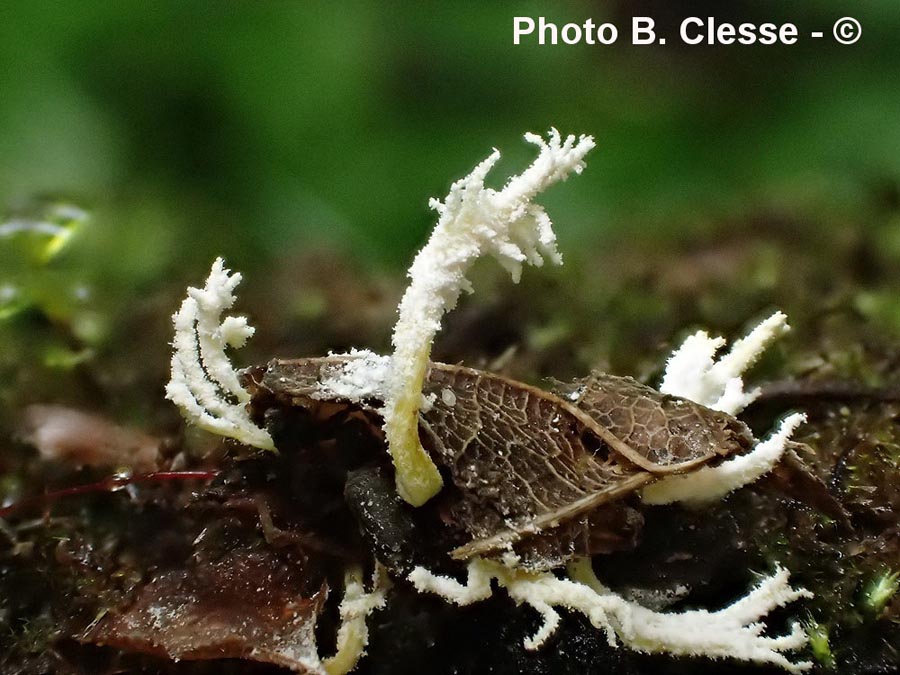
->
323, 564, 391, 675
646, 312, 804, 505
166, 258, 274, 450
381, 129, 595, 506
409, 558, 812, 673
660, 311, 790, 415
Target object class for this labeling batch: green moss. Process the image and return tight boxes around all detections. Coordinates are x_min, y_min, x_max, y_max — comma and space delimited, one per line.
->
805, 617, 836, 669
861, 570, 900, 617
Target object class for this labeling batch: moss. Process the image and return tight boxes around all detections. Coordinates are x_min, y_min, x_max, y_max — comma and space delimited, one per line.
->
805, 617, 836, 670
861, 570, 900, 617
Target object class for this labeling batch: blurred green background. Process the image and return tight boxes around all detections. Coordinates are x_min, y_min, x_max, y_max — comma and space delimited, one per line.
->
1, 0, 900, 417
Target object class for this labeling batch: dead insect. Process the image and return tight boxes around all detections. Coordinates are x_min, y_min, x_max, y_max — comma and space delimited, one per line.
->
244, 356, 753, 572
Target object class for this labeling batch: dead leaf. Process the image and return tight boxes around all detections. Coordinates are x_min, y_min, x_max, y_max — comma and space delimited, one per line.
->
18, 405, 160, 471
83, 548, 326, 673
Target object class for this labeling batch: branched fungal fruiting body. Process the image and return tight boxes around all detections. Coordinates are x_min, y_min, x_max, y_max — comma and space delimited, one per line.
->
166, 257, 274, 450
409, 558, 812, 673
384, 129, 595, 506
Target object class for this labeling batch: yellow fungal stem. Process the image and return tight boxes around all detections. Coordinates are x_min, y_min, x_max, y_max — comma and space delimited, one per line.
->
323, 567, 364, 675
384, 349, 443, 506
323, 564, 390, 675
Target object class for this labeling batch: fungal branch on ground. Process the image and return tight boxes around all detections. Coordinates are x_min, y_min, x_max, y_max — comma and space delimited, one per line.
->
659, 310, 790, 415
383, 129, 595, 505
323, 564, 392, 675
409, 557, 812, 673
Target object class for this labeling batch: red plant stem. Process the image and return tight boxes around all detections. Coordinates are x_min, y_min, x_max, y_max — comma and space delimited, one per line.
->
0, 470, 221, 519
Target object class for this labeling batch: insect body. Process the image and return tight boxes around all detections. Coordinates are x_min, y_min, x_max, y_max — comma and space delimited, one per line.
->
246, 355, 753, 572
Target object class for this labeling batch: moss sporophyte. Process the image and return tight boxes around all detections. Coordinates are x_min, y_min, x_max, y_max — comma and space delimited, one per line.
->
165, 130, 815, 673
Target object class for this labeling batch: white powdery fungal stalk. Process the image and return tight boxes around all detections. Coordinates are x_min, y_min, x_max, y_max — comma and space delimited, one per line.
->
323, 563, 391, 675
165, 258, 274, 450
646, 311, 802, 504
409, 558, 812, 673
383, 129, 595, 506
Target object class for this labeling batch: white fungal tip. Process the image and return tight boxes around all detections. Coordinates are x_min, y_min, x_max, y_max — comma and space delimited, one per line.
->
661, 311, 789, 415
